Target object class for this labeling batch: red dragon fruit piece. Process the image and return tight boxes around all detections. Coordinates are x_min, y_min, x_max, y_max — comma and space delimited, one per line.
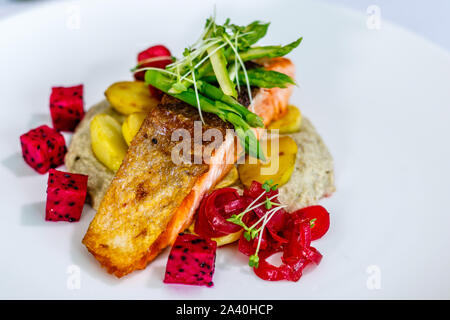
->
164, 233, 217, 287
50, 85, 84, 132
45, 169, 88, 222
20, 125, 67, 174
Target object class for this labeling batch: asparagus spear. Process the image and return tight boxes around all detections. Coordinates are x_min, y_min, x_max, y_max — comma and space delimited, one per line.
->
231, 37, 303, 62
145, 69, 220, 114
201, 68, 296, 89
196, 80, 264, 128
207, 44, 237, 98
226, 112, 265, 160
145, 70, 265, 160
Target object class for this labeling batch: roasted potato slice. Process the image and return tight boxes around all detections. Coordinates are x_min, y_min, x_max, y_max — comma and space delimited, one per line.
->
105, 81, 159, 115
186, 222, 242, 247
90, 114, 128, 172
214, 166, 239, 189
268, 105, 302, 134
238, 136, 298, 188
213, 230, 243, 246
122, 112, 147, 145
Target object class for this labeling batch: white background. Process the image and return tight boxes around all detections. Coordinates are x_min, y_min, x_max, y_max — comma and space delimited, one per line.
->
2, 0, 450, 51
0, 0, 449, 299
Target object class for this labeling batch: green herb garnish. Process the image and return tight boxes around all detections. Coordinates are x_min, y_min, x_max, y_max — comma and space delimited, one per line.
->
249, 254, 260, 268
226, 181, 286, 268
137, 15, 302, 160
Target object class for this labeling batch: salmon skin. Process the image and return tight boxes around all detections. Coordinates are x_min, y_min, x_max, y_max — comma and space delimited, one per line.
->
82, 57, 295, 277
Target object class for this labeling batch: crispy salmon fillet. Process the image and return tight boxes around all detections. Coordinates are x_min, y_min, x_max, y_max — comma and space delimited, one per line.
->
82, 57, 295, 277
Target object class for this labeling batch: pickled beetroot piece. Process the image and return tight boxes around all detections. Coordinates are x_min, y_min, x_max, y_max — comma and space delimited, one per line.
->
291, 206, 330, 241
50, 85, 84, 132
164, 234, 217, 287
20, 125, 67, 174
45, 169, 88, 222
194, 188, 244, 238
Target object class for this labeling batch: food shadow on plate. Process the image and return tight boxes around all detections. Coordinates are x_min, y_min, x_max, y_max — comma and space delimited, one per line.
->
1, 152, 36, 177
20, 201, 47, 226
146, 263, 166, 289
215, 243, 254, 276
68, 207, 121, 287
27, 113, 51, 129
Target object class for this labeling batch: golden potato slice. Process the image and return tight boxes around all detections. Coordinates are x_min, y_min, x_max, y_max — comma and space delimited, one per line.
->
186, 221, 242, 247
213, 230, 243, 246
90, 114, 128, 172
105, 81, 159, 115
214, 166, 239, 189
268, 105, 302, 134
122, 112, 147, 145
238, 136, 298, 189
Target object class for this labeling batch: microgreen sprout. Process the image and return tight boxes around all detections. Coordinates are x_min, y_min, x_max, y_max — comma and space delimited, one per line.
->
234, 31, 240, 92
222, 33, 253, 108
265, 197, 272, 210
249, 254, 259, 268
249, 204, 286, 268
226, 181, 287, 268
132, 67, 191, 81
190, 60, 204, 124
248, 204, 286, 236
261, 179, 278, 192
226, 191, 278, 231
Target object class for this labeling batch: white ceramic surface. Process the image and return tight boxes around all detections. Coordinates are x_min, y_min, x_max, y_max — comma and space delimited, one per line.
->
1, 0, 449, 299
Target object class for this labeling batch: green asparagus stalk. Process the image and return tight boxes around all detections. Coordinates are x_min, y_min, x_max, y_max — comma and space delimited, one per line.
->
226, 113, 265, 160
145, 69, 220, 115
231, 37, 302, 62
207, 43, 237, 98
145, 69, 265, 160
201, 68, 296, 89
196, 81, 264, 128
172, 59, 213, 93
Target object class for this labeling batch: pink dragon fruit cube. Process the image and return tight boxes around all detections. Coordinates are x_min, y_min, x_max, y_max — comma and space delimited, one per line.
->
164, 233, 217, 287
49, 84, 84, 132
45, 169, 88, 222
20, 125, 66, 174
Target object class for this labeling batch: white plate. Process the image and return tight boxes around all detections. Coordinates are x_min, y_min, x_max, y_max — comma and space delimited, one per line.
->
1, 0, 449, 299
